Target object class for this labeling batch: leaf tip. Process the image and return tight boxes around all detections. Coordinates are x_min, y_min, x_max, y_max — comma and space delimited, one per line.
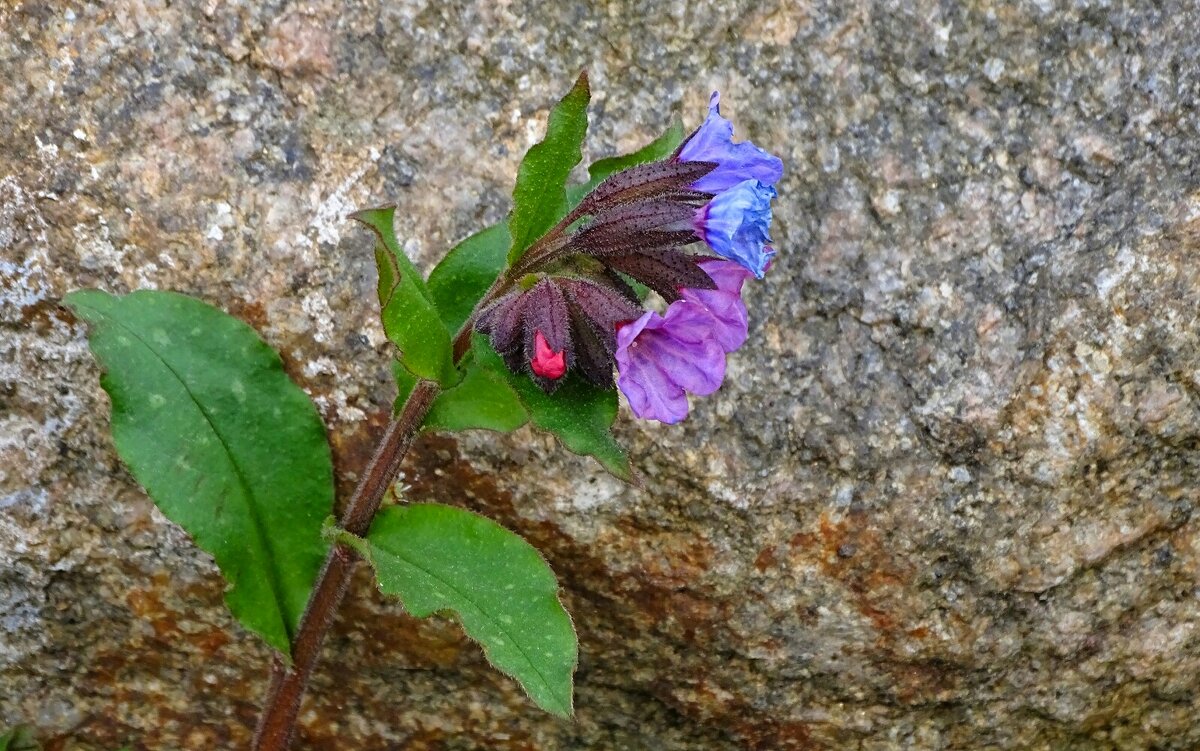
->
545, 692, 575, 719
350, 204, 398, 233
584, 437, 632, 482
610, 456, 638, 485
61, 288, 107, 315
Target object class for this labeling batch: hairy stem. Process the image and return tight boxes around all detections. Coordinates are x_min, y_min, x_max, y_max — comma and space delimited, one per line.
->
452, 275, 508, 361
253, 379, 439, 750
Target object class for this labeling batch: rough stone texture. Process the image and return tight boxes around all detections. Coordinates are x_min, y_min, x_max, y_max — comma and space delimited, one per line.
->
3, 0, 1200, 748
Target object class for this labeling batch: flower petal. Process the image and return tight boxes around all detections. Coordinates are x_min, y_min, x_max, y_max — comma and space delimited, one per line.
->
615, 324, 691, 423
695, 179, 777, 278
530, 331, 567, 380
614, 302, 728, 424
678, 259, 752, 353
697, 258, 754, 296
616, 310, 659, 351
655, 302, 727, 395
678, 92, 784, 193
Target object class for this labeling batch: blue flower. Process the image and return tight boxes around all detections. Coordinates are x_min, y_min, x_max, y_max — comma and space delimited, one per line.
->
693, 179, 777, 278
677, 92, 783, 194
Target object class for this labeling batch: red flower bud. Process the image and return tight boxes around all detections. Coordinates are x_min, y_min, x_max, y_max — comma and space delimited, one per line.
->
530, 331, 567, 380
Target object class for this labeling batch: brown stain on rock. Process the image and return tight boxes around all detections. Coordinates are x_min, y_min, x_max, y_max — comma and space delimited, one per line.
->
327, 405, 392, 505
19, 296, 73, 330
335, 566, 469, 670
788, 511, 915, 636
80, 568, 257, 749
727, 716, 814, 751
61, 424, 922, 748
384, 434, 814, 747
782, 512, 914, 645
788, 511, 961, 706
753, 544, 778, 572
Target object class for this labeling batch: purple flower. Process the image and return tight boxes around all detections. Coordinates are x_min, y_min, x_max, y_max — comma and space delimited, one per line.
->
614, 260, 754, 424
615, 303, 726, 424
679, 259, 753, 353
693, 179, 777, 279
677, 92, 784, 194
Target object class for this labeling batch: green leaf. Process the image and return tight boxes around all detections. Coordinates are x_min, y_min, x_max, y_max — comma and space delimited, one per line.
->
508, 371, 630, 480
0, 726, 39, 751
65, 290, 334, 658
471, 336, 630, 479
391, 359, 418, 410
362, 504, 577, 717
508, 72, 591, 264
427, 221, 511, 334
565, 119, 686, 205
353, 206, 456, 385
396, 332, 625, 475
392, 346, 528, 435
425, 352, 528, 433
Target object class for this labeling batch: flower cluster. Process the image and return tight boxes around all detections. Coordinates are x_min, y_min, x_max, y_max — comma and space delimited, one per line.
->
476, 91, 782, 423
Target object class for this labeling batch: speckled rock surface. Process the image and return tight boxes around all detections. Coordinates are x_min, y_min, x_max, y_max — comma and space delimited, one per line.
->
4, 1, 1200, 749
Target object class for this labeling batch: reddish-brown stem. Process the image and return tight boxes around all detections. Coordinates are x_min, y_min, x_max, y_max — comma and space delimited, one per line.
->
452, 275, 507, 361
253, 380, 439, 750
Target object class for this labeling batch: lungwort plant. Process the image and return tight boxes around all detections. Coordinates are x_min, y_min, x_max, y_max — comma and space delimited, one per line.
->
67, 74, 782, 749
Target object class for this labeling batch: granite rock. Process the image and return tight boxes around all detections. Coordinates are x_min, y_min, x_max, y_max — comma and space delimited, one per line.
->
3, 0, 1200, 748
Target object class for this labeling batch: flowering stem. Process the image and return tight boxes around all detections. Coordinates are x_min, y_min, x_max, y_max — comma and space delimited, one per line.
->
452, 275, 507, 361
252, 379, 439, 750
254, 199, 598, 748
